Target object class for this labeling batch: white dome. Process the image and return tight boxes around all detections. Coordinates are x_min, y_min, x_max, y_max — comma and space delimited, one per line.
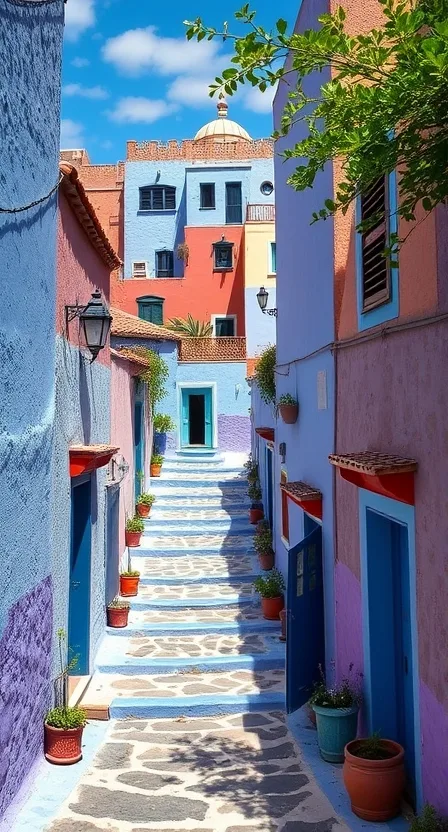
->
194, 96, 251, 143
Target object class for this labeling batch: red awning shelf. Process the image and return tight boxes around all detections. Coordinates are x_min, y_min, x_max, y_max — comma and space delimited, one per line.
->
255, 427, 275, 442
69, 445, 119, 477
281, 481, 323, 521
329, 451, 417, 505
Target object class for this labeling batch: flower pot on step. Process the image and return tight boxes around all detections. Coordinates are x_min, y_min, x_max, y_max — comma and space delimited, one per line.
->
125, 530, 142, 548
120, 575, 140, 597
249, 506, 264, 524
150, 463, 162, 477
107, 606, 129, 628
279, 403, 299, 424
261, 595, 284, 620
343, 739, 405, 822
44, 723, 84, 765
259, 551, 274, 570
312, 704, 359, 762
153, 431, 167, 455
136, 503, 150, 518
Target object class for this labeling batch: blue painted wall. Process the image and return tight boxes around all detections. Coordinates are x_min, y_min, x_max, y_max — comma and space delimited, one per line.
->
0, 0, 64, 814
245, 287, 277, 356
271, 0, 336, 667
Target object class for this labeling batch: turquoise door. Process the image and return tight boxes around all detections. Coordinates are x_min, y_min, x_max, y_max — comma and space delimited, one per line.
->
134, 401, 144, 497
68, 475, 92, 676
181, 388, 213, 448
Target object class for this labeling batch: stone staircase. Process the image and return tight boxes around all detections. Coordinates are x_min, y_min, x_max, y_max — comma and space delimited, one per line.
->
81, 454, 285, 719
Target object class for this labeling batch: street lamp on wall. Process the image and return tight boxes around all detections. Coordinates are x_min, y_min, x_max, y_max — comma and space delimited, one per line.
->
257, 286, 277, 317
65, 289, 112, 362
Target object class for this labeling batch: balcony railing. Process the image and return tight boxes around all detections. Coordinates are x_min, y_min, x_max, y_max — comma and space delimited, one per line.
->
179, 337, 246, 362
246, 204, 275, 222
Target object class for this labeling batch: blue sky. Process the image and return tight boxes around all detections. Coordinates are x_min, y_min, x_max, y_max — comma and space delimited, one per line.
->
61, 0, 298, 163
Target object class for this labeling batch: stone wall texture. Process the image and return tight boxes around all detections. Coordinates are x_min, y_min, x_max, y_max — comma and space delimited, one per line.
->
126, 139, 274, 161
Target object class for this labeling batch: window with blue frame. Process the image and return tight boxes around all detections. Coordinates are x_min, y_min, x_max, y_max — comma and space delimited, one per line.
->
270, 242, 276, 274
155, 250, 174, 278
213, 238, 234, 270
356, 170, 399, 330
225, 182, 242, 224
139, 185, 176, 211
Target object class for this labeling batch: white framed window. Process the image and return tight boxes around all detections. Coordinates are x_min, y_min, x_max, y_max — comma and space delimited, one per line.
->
268, 241, 276, 275
211, 314, 237, 337
132, 261, 148, 278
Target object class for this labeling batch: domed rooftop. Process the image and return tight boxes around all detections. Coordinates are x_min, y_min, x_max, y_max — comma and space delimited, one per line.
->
194, 95, 251, 143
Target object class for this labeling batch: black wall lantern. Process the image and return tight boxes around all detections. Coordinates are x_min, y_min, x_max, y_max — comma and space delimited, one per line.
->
66, 289, 112, 362
257, 285, 277, 317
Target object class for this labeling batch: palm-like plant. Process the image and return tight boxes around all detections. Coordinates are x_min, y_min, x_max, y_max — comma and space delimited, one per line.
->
167, 314, 213, 337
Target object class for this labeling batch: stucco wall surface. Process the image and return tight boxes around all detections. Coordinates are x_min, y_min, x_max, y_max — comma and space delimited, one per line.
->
186, 165, 251, 227
244, 223, 276, 287
336, 324, 448, 810
51, 337, 111, 673
245, 287, 276, 357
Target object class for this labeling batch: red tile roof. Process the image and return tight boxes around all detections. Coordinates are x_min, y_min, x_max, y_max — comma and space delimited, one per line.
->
110, 307, 180, 342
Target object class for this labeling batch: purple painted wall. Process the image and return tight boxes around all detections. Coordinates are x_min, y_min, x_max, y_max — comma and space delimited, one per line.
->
218, 415, 251, 452
0, 577, 53, 816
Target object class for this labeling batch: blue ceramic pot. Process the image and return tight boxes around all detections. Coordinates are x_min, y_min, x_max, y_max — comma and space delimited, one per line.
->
153, 431, 167, 455
312, 704, 359, 763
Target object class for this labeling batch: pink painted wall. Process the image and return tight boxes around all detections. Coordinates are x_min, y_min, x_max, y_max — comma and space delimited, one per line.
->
57, 191, 111, 366
110, 356, 135, 558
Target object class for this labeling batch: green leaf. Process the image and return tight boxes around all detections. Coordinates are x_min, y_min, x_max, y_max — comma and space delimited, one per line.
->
276, 18, 287, 35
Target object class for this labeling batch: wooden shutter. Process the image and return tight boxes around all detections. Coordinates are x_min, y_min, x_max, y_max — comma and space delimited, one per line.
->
225, 183, 242, 224
139, 186, 176, 211
360, 176, 391, 311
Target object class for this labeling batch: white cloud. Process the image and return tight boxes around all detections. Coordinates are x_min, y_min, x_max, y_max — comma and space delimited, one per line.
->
60, 119, 84, 147
63, 83, 109, 99
71, 57, 90, 68
108, 97, 175, 124
243, 85, 277, 114
64, 0, 95, 40
167, 77, 213, 108
102, 26, 223, 77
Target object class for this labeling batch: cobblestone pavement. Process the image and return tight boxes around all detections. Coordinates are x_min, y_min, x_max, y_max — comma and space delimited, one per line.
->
44, 456, 348, 832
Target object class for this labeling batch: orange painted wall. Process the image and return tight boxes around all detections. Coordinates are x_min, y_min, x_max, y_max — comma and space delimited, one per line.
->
111, 225, 246, 333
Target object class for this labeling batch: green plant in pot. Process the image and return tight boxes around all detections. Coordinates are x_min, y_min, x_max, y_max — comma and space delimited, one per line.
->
277, 393, 299, 424
244, 454, 259, 483
44, 629, 87, 765
125, 514, 144, 547
254, 520, 274, 570
410, 806, 448, 832
153, 413, 175, 455
107, 596, 131, 628
248, 479, 263, 524
254, 345, 276, 404
120, 567, 141, 597
343, 732, 406, 822
136, 491, 155, 518
309, 663, 362, 763
254, 568, 285, 620
150, 453, 164, 477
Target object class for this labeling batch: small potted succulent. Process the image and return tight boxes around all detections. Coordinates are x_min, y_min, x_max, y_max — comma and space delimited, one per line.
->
125, 514, 144, 547
248, 480, 264, 524
277, 393, 299, 424
343, 733, 405, 821
253, 569, 285, 620
309, 663, 362, 763
119, 568, 141, 597
153, 414, 175, 455
107, 596, 131, 628
254, 520, 274, 570
136, 492, 155, 518
44, 629, 87, 765
150, 453, 164, 477
244, 454, 259, 483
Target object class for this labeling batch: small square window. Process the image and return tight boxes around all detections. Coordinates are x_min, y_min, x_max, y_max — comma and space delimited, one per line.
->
213, 240, 234, 270
156, 250, 174, 278
132, 261, 147, 278
214, 317, 235, 336
200, 183, 215, 209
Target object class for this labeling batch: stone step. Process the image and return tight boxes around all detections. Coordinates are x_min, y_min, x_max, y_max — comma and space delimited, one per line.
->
106, 617, 280, 637
129, 581, 258, 609
131, 534, 254, 557
155, 475, 247, 488
150, 486, 250, 501
126, 605, 277, 629
149, 507, 249, 521
135, 553, 257, 582
79, 668, 285, 718
161, 461, 244, 474
142, 522, 254, 536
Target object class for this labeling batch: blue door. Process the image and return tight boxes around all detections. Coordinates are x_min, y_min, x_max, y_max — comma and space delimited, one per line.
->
68, 475, 92, 676
181, 388, 213, 448
134, 401, 144, 497
286, 524, 325, 713
266, 447, 273, 526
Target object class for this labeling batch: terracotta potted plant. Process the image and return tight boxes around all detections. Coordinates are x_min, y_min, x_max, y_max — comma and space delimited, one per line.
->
125, 515, 144, 547
107, 596, 131, 628
309, 663, 362, 762
120, 568, 140, 597
344, 734, 405, 821
254, 520, 274, 570
248, 480, 264, 524
150, 453, 163, 477
277, 393, 299, 424
153, 414, 175, 456
136, 492, 155, 518
254, 569, 285, 620
44, 630, 87, 765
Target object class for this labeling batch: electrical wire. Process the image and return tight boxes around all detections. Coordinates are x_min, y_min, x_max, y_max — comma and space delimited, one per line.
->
0, 173, 63, 214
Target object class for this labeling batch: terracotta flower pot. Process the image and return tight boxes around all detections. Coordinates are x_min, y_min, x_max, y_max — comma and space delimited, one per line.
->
107, 606, 129, 628
125, 530, 142, 547
150, 463, 162, 477
261, 595, 284, 620
120, 575, 140, 597
307, 704, 317, 726
44, 723, 84, 765
249, 507, 264, 524
136, 503, 150, 518
343, 739, 405, 822
279, 608, 287, 641
279, 403, 299, 424
259, 551, 274, 570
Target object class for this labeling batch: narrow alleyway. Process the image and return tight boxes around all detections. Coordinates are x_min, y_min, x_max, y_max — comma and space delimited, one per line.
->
46, 456, 347, 832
